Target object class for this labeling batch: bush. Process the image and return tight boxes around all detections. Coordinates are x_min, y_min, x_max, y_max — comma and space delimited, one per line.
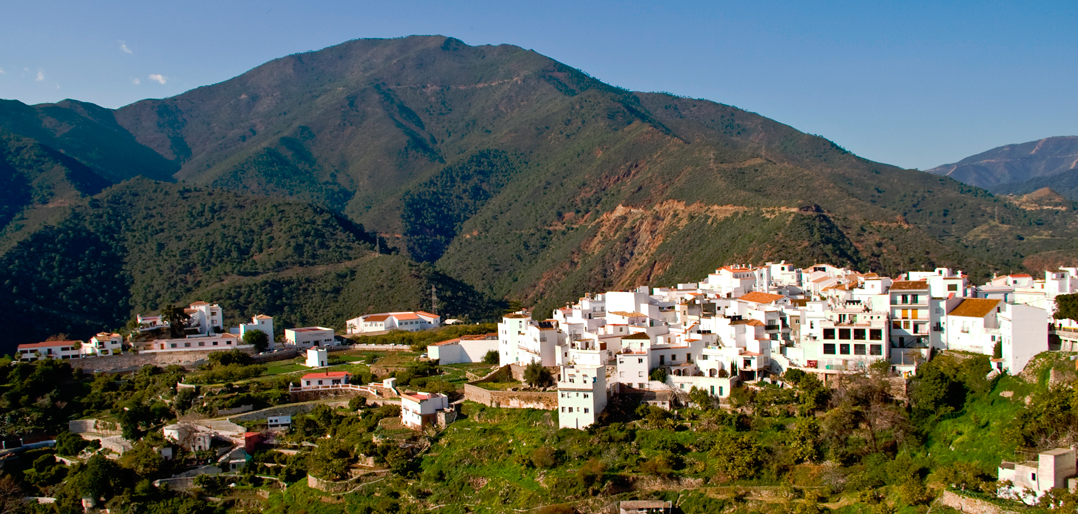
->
530, 447, 558, 469
349, 396, 368, 410
482, 350, 499, 364
649, 367, 667, 383
576, 458, 605, 492
524, 361, 553, 387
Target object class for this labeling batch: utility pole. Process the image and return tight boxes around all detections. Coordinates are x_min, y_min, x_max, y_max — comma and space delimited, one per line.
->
431, 285, 438, 315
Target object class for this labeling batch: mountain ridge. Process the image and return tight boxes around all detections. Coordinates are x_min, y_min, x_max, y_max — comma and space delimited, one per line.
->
1, 35, 1076, 330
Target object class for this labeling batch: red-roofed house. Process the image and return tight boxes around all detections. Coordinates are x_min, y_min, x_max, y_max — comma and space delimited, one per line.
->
400, 391, 452, 429
16, 341, 82, 362
346, 311, 441, 334
300, 371, 352, 390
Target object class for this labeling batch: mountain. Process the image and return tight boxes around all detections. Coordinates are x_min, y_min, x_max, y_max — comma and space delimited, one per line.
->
926, 136, 1078, 191
0, 99, 178, 183
0, 178, 500, 352
2, 35, 1077, 322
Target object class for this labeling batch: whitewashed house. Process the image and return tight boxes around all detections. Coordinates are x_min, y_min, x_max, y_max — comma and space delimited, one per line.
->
427, 334, 498, 364
285, 327, 336, 348
239, 314, 274, 342
998, 448, 1077, 503
346, 311, 441, 335
400, 391, 451, 429
81, 333, 123, 357
558, 365, 608, 430
299, 371, 351, 389
16, 341, 82, 362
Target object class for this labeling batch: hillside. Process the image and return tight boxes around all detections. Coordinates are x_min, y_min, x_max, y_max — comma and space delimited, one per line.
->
2, 36, 1077, 315
0, 179, 501, 353
927, 136, 1078, 191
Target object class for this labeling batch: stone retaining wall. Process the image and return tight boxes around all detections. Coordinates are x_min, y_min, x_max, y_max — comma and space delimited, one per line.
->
68, 419, 122, 435
463, 384, 557, 410
306, 469, 391, 493
70, 347, 258, 373
217, 405, 254, 416
937, 491, 1019, 514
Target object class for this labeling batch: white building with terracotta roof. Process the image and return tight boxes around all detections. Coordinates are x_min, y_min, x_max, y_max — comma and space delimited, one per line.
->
299, 371, 352, 389
16, 341, 82, 362
81, 333, 123, 357
400, 391, 451, 429
345, 311, 441, 335
285, 327, 336, 348
142, 333, 245, 352
943, 298, 1047, 373
185, 301, 224, 336
238, 314, 274, 343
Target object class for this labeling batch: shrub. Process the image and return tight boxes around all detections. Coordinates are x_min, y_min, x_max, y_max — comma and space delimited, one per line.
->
482, 350, 499, 364
530, 447, 558, 469
524, 361, 553, 387
348, 396, 368, 410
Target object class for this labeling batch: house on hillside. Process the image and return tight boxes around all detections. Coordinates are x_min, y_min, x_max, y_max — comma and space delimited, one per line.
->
141, 333, 244, 352
943, 298, 1047, 374
163, 423, 213, 452
299, 371, 352, 390
285, 327, 336, 348
16, 341, 82, 362
81, 333, 123, 357
185, 302, 225, 336
238, 314, 274, 342
998, 447, 1077, 503
428, 334, 498, 364
345, 311, 441, 334
558, 365, 608, 430
305, 347, 328, 367
400, 391, 453, 429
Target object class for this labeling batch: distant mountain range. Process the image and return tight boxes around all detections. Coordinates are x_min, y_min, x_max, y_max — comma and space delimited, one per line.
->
1, 35, 1076, 349
927, 136, 1078, 200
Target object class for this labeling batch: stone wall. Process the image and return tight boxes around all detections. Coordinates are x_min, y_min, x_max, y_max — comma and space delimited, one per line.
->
68, 419, 122, 435
463, 384, 557, 410
70, 347, 258, 373
306, 469, 391, 493
937, 490, 1020, 514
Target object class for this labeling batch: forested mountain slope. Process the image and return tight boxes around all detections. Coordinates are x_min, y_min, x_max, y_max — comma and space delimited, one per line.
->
0, 179, 500, 352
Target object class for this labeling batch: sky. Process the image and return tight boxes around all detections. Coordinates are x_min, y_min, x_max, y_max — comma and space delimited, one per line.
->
0, 0, 1075, 170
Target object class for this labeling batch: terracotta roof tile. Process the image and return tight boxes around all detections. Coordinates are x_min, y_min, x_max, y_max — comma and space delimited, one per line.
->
890, 280, 929, 291
948, 298, 1001, 318
738, 292, 786, 304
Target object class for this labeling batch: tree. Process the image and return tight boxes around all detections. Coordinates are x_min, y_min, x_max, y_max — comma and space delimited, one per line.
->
482, 350, 499, 364
121, 441, 165, 476
523, 361, 553, 388
1056, 293, 1078, 322
162, 304, 190, 338
348, 395, 368, 410
649, 367, 667, 383
710, 432, 765, 480
242, 330, 270, 352
689, 386, 715, 409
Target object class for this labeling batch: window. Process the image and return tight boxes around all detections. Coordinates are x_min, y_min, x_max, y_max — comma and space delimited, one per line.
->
854, 344, 866, 355
170, 343, 177, 348
901, 294, 909, 304
911, 295, 919, 303
839, 344, 850, 355
638, 371, 644, 377
638, 358, 643, 364
948, 284, 958, 291
184, 342, 191, 348
870, 329, 883, 340
671, 354, 677, 361
619, 372, 624, 377
824, 344, 836, 355
823, 328, 836, 339
870, 345, 883, 356
839, 328, 851, 340
198, 342, 205, 347
583, 393, 589, 399
853, 329, 866, 340
561, 407, 565, 412
639, 383, 645, 388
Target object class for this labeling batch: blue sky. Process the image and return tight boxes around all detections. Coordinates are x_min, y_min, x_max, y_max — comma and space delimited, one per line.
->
0, 0, 1075, 170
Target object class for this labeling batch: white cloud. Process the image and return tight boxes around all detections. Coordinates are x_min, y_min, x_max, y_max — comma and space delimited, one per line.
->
120, 41, 133, 54
35, 69, 45, 81
0, 68, 5, 74
148, 74, 167, 84
131, 77, 140, 85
